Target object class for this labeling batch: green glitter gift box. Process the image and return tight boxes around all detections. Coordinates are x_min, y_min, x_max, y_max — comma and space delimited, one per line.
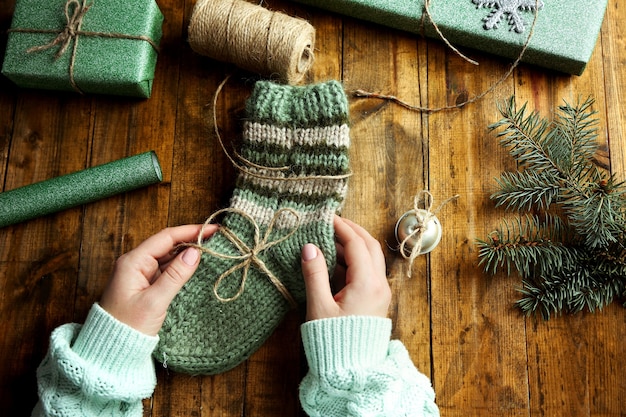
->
291, 0, 607, 75
1, 0, 163, 97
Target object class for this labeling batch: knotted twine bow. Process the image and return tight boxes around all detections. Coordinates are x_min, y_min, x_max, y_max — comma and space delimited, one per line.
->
8, 0, 160, 93
399, 190, 459, 277
186, 207, 301, 309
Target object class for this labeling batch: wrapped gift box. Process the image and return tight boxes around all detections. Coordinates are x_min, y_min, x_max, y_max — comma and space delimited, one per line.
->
291, 0, 607, 75
2, 0, 163, 97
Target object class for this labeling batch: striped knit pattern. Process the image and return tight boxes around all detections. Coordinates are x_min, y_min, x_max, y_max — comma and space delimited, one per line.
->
154, 80, 350, 375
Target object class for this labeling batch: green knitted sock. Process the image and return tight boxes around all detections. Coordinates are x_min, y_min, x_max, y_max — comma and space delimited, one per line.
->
154, 80, 351, 375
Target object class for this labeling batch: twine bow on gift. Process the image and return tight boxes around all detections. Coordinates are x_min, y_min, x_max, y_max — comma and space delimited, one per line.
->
188, 207, 301, 308
399, 190, 459, 277
25, 0, 92, 58
8, 0, 160, 94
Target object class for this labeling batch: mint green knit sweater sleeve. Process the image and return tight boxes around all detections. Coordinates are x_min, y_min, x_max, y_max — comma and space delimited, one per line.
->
299, 316, 440, 417
32, 303, 159, 417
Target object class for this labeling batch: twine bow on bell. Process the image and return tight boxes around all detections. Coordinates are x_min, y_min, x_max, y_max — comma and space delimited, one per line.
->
399, 190, 459, 277
191, 207, 301, 308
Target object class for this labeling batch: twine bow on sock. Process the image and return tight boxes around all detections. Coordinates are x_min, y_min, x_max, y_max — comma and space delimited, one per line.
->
399, 190, 459, 277
9, 0, 160, 93
189, 207, 300, 308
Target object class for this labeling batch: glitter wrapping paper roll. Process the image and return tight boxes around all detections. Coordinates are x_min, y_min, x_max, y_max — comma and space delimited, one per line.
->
291, 0, 608, 75
188, 0, 315, 84
0, 151, 163, 228
1, 0, 163, 97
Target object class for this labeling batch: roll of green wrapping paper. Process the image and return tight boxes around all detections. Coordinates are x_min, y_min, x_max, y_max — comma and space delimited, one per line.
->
0, 151, 163, 228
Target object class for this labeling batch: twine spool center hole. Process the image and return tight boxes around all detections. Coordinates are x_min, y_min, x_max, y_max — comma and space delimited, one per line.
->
298, 45, 313, 72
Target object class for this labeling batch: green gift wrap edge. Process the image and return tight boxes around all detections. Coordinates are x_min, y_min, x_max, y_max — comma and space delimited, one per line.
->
291, 0, 607, 75
0, 151, 163, 228
1, 0, 163, 97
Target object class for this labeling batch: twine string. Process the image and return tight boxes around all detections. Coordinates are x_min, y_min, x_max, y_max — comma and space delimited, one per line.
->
9, 0, 160, 93
211, 74, 353, 182
354, 0, 541, 113
422, 0, 478, 66
400, 190, 459, 277
185, 207, 300, 308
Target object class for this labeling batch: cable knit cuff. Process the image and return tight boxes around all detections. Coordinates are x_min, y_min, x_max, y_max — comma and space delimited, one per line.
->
301, 316, 392, 375
38, 303, 158, 404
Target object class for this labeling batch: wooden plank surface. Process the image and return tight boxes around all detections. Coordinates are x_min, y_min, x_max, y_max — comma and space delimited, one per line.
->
1, 0, 625, 416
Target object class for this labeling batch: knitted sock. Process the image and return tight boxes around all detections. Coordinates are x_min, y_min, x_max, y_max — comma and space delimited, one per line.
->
154, 80, 351, 375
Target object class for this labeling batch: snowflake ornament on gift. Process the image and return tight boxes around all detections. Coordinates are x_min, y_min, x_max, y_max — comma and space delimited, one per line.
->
473, 0, 544, 33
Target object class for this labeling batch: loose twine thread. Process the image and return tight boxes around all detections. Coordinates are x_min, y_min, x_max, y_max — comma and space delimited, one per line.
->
353, 0, 541, 113
211, 74, 353, 183
8, 0, 160, 94
188, 0, 316, 85
399, 191, 459, 278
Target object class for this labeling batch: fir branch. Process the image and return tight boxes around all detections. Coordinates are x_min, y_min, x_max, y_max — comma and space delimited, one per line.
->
476, 214, 578, 278
516, 276, 571, 320
566, 180, 626, 249
492, 170, 562, 211
478, 96, 626, 319
517, 262, 626, 319
490, 97, 562, 176
594, 243, 626, 273
554, 97, 599, 171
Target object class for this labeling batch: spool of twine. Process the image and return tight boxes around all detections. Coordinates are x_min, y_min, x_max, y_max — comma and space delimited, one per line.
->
188, 0, 315, 84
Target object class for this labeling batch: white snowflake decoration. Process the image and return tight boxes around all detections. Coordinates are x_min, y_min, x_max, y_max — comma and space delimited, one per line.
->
472, 0, 544, 34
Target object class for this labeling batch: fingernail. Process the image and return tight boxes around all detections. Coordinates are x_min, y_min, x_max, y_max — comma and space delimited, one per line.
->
182, 247, 200, 266
302, 243, 318, 261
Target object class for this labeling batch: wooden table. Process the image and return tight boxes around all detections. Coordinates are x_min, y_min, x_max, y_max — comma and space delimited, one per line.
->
1, 1, 625, 415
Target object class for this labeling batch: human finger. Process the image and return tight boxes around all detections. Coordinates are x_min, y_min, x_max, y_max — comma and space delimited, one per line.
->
127, 224, 218, 265
332, 216, 381, 285
338, 217, 385, 269
301, 243, 336, 320
335, 240, 346, 267
148, 246, 201, 308
100, 244, 201, 337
